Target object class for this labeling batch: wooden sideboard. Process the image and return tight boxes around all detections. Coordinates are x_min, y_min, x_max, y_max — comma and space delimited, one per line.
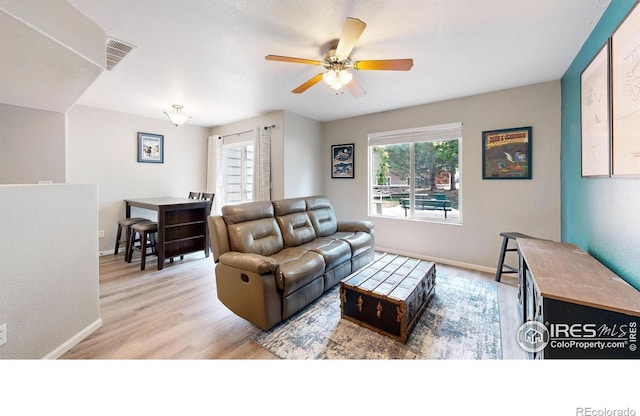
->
518, 238, 640, 359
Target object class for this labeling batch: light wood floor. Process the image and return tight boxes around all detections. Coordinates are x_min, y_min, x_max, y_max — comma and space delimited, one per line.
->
61, 252, 526, 359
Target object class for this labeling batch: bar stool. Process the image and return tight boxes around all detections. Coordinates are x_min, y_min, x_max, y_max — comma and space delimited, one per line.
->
495, 232, 536, 282
114, 217, 150, 261
127, 221, 158, 271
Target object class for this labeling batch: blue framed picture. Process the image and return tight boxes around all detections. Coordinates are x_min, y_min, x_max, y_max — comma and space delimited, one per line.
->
137, 132, 164, 163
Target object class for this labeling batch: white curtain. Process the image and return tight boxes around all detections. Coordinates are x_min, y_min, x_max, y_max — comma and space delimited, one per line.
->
206, 135, 225, 215
253, 126, 271, 201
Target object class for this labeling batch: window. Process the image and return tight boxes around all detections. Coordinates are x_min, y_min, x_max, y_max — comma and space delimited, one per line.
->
223, 142, 253, 204
368, 123, 462, 223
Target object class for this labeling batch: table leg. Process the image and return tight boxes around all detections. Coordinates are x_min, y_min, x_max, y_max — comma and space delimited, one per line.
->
157, 207, 165, 270
204, 202, 211, 257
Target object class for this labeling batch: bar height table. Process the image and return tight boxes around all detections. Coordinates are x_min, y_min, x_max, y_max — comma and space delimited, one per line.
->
125, 197, 211, 270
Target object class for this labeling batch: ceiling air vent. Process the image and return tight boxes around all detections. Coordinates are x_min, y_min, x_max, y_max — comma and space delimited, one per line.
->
105, 36, 136, 71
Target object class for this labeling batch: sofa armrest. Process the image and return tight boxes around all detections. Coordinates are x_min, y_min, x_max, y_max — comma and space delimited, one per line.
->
218, 251, 279, 275
208, 215, 230, 263
337, 220, 375, 234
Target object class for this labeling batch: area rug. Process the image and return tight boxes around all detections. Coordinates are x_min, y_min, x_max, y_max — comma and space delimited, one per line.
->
251, 269, 502, 359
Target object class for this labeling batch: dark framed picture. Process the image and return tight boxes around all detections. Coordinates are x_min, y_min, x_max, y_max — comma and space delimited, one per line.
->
580, 40, 611, 177
331, 143, 354, 178
482, 127, 532, 179
137, 132, 164, 163
611, 2, 640, 176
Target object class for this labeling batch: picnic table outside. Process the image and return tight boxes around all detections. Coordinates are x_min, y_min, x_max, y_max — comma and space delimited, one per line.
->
400, 193, 452, 218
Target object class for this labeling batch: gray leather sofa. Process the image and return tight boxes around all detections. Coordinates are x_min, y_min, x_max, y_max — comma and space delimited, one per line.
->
208, 195, 375, 330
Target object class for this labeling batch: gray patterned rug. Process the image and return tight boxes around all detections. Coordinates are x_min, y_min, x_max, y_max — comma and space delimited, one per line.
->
251, 270, 502, 359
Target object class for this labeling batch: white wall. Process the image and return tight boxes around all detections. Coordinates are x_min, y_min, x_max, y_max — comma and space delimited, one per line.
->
323, 81, 561, 271
66, 105, 210, 253
0, 103, 66, 184
0, 184, 100, 359
282, 111, 323, 198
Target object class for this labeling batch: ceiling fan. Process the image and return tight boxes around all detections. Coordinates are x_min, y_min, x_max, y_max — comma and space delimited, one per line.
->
265, 17, 413, 97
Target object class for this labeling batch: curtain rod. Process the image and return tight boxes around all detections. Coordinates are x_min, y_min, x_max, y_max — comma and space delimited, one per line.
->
218, 124, 277, 139
220, 129, 253, 139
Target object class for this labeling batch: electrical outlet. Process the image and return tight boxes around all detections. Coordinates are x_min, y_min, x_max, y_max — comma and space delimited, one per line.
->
0, 323, 7, 346
98, 230, 105, 238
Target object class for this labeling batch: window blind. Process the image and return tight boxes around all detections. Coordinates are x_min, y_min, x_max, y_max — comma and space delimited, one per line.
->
368, 122, 463, 146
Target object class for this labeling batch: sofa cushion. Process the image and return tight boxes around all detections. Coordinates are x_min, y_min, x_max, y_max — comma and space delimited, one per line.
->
305, 196, 338, 237
270, 248, 325, 295
298, 237, 351, 271
272, 197, 306, 216
273, 198, 317, 248
223, 200, 274, 225
331, 231, 373, 257
226, 218, 284, 256
223, 201, 284, 256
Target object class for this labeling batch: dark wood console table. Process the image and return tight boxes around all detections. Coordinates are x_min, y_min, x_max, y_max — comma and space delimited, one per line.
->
518, 238, 640, 359
125, 197, 211, 270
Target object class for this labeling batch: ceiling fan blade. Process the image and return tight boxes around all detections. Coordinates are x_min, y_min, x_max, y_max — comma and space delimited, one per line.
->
345, 76, 366, 98
353, 59, 414, 71
335, 17, 366, 60
265, 55, 323, 66
292, 73, 324, 94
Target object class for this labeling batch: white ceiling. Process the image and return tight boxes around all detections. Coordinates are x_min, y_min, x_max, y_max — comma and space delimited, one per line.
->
65, 0, 610, 127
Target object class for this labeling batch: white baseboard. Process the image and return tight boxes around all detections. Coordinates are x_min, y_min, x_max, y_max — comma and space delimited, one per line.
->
375, 246, 497, 275
99, 249, 115, 256
44, 318, 103, 359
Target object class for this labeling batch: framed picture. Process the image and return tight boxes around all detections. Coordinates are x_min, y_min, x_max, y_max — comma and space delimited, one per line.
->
331, 143, 354, 178
611, 2, 640, 176
482, 127, 532, 179
580, 40, 611, 177
137, 132, 164, 163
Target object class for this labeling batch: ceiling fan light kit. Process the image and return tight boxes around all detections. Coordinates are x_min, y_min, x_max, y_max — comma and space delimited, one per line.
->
265, 17, 413, 97
323, 69, 353, 90
164, 104, 191, 126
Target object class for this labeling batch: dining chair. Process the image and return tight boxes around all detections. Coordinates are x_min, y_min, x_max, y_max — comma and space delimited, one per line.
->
200, 193, 215, 216
188, 192, 201, 199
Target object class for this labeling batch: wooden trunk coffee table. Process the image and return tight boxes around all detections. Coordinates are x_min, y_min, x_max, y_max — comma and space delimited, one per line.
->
340, 253, 436, 343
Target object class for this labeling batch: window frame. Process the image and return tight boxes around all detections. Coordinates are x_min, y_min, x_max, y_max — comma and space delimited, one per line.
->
368, 123, 463, 224
222, 140, 254, 204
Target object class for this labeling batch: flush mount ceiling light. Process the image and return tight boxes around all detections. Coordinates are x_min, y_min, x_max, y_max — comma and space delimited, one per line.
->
164, 104, 191, 126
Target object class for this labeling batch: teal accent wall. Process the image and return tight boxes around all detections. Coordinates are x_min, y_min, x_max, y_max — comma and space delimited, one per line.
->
561, 0, 640, 290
